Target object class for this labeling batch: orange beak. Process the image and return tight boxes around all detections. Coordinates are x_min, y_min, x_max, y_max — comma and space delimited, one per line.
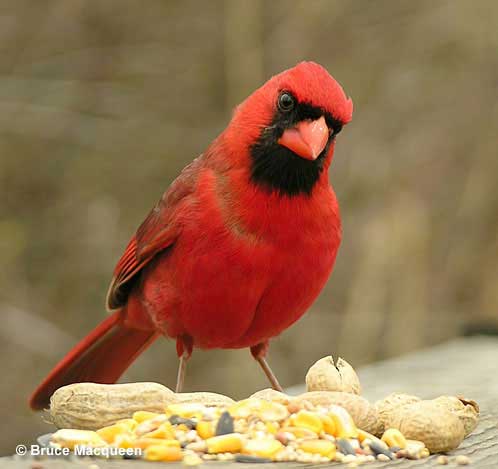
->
277, 115, 329, 160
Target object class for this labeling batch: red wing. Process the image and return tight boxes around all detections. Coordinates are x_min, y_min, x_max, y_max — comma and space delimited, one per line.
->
106, 156, 202, 310
106, 223, 178, 311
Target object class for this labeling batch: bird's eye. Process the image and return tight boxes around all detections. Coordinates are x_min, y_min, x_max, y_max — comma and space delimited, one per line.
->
277, 92, 295, 112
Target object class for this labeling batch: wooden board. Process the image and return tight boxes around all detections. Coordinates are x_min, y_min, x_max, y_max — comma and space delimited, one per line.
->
3, 336, 497, 468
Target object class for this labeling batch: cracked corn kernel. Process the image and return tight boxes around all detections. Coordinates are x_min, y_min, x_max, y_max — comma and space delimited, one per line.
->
258, 402, 289, 422
206, 433, 243, 453
298, 439, 336, 459
96, 423, 129, 443
115, 434, 134, 449
265, 422, 279, 434
166, 403, 205, 418
290, 410, 324, 433
133, 411, 161, 423
115, 418, 138, 431
135, 415, 168, 436
328, 405, 358, 439
143, 422, 175, 440
51, 429, 106, 450
196, 420, 215, 439
280, 426, 318, 439
133, 438, 181, 450
381, 428, 407, 449
420, 448, 430, 458
357, 429, 377, 443
228, 398, 288, 422
144, 444, 182, 462
320, 414, 337, 436
243, 438, 284, 458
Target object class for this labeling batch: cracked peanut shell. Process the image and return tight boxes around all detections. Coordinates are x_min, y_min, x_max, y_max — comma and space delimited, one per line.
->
432, 395, 479, 436
306, 356, 361, 395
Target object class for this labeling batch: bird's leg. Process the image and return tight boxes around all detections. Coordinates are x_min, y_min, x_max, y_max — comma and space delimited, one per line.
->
175, 335, 193, 393
250, 341, 283, 392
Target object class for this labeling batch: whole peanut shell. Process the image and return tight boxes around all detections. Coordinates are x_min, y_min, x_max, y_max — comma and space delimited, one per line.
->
306, 356, 361, 394
50, 382, 177, 430
385, 400, 465, 453
375, 392, 421, 434
249, 388, 292, 404
176, 392, 235, 406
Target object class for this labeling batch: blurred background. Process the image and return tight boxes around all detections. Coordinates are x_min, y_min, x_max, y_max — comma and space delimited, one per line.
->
1, 0, 497, 455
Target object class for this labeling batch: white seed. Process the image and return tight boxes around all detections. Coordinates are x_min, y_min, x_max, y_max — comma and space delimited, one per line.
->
456, 455, 471, 465
437, 455, 449, 465
343, 454, 357, 463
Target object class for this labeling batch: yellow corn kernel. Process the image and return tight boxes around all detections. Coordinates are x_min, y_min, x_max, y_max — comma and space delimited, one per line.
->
258, 401, 289, 422
166, 403, 204, 418
357, 429, 377, 443
196, 420, 215, 439
206, 433, 243, 454
227, 398, 289, 421
133, 438, 181, 450
420, 448, 430, 458
96, 423, 128, 444
328, 405, 358, 439
265, 421, 279, 435
320, 414, 337, 436
228, 398, 264, 419
382, 428, 407, 449
280, 426, 318, 439
243, 439, 283, 459
115, 418, 138, 432
51, 429, 107, 450
135, 415, 169, 436
299, 439, 336, 459
290, 410, 323, 434
144, 444, 182, 462
115, 434, 134, 449
143, 422, 175, 440
133, 411, 161, 423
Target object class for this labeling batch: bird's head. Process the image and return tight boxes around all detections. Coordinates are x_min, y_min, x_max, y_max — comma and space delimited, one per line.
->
225, 61, 353, 196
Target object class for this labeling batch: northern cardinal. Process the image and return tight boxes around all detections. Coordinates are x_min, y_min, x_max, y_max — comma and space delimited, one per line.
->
30, 61, 352, 410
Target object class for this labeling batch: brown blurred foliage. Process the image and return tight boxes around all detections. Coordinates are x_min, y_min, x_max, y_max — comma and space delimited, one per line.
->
1, 0, 497, 455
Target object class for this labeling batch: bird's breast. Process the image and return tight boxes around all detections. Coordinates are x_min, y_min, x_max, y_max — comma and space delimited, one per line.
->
139, 167, 341, 349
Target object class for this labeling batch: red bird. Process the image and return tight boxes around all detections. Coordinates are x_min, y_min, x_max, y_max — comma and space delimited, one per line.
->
30, 62, 353, 410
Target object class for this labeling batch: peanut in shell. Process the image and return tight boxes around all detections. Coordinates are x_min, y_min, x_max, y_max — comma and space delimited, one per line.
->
175, 392, 234, 407
385, 400, 465, 453
306, 356, 361, 395
432, 395, 479, 436
249, 388, 292, 405
375, 392, 421, 434
50, 382, 177, 430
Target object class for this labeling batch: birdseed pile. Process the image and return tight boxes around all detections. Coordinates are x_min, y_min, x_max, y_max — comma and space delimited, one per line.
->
49, 398, 430, 464
41, 356, 478, 465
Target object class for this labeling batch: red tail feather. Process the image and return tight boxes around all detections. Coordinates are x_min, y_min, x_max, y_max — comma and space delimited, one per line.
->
29, 311, 158, 410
